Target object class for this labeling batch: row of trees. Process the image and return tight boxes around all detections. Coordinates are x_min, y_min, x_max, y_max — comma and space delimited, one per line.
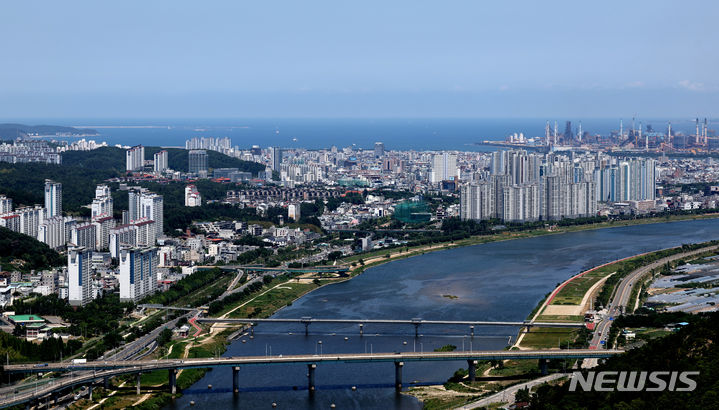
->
0, 331, 83, 363
142, 267, 226, 306
10, 294, 134, 337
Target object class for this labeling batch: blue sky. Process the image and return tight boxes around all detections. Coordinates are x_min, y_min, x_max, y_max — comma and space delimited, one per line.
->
1, 1, 717, 119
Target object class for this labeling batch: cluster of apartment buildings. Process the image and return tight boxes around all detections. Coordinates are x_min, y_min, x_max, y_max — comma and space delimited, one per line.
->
0, 180, 166, 307
459, 151, 656, 222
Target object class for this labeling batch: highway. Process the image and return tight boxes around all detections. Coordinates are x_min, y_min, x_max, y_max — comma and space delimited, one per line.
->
590, 245, 719, 349
4, 349, 622, 374
0, 349, 621, 408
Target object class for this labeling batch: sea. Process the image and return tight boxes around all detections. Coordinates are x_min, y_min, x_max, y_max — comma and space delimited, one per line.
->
19, 117, 700, 151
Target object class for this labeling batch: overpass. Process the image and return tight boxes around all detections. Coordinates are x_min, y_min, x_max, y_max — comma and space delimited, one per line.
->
196, 316, 588, 336
1, 349, 622, 408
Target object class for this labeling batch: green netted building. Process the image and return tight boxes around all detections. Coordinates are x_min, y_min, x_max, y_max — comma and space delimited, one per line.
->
393, 201, 432, 223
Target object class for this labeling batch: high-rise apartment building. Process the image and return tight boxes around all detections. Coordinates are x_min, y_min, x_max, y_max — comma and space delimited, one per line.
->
0, 195, 11, 214
188, 150, 208, 174
44, 179, 62, 218
271, 147, 283, 171
91, 185, 113, 220
374, 142, 385, 158
125, 145, 145, 171
431, 152, 457, 183
70, 223, 97, 251
68, 247, 92, 307
119, 247, 158, 302
37, 216, 66, 250
153, 150, 168, 173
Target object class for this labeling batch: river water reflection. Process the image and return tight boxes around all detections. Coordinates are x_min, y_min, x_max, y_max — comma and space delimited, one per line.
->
168, 219, 719, 409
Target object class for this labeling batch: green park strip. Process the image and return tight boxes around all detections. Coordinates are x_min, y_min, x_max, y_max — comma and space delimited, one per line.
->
519, 328, 580, 350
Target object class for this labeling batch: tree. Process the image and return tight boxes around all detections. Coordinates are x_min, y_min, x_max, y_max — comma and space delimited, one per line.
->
103, 330, 123, 349
515, 387, 531, 403
157, 328, 173, 347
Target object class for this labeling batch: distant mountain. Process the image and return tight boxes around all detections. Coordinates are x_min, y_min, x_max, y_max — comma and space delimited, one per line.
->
0, 123, 98, 138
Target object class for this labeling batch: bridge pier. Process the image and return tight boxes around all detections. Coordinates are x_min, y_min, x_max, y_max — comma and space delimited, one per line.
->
301, 317, 311, 336
136, 373, 142, 395
394, 362, 404, 392
470, 325, 475, 338
307, 364, 316, 393
413, 324, 419, 338
539, 359, 548, 375
104, 377, 109, 389
359, 323, 364, 336
88, 385, 94, 401
250, 325, 254, 336
169, 368, 177, 395
232, 366, 240, 395
467, 360, 476, 382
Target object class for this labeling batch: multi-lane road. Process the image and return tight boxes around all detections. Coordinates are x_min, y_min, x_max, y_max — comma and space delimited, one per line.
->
590, 245, 719, 349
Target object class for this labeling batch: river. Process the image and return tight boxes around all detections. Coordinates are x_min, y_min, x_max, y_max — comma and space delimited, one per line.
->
167, 218, 719, 409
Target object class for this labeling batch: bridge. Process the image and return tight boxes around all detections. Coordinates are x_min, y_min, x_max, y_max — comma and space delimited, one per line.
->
1, 349, 622, 408
196, 316, 588, 336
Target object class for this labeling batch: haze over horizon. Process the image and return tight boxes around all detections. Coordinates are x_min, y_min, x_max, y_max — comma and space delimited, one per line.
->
1, 1, 717, 119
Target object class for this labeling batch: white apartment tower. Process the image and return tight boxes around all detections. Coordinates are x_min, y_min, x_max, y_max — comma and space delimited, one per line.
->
126, 145, 145, 171
0, 195, 11, 214
119, 247, 158, 302
431, 153, 457, 183
68, 247, 92, 306
91, 185, 113, 220
44, 180, 62, 218
153, 150, 168, 173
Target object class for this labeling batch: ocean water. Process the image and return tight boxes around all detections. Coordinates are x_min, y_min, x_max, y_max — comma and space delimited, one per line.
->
23, 117, 696, 151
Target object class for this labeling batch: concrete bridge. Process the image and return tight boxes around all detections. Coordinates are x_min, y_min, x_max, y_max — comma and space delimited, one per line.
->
1, 349, 621, 408
196, 316, 588, 336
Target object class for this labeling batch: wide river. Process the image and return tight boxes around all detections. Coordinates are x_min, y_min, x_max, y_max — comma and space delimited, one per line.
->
168, 218, 719, 409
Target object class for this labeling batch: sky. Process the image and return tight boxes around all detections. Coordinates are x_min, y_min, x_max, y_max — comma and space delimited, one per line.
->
0, 1, 717, 119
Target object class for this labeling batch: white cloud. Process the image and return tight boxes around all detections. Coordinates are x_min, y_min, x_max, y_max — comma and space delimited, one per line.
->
678, 80, 705, 91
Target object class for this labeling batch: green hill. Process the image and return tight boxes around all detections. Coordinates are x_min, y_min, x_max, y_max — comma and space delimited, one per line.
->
0, 161, 119, 212
62, 146, 264, 175
529, 311, 719, 409
0, 227, 64, 271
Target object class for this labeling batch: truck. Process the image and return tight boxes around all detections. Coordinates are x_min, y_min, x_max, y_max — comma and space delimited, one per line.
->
72, 358, 87, 364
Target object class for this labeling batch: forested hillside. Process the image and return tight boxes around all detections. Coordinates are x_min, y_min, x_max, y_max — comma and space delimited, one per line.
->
0, 227, 65, 271
529, 311, 719, 409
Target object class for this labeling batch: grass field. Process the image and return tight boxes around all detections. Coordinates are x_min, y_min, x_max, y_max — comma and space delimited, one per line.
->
519, 328, 578, 349
228, 281, 320, 318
